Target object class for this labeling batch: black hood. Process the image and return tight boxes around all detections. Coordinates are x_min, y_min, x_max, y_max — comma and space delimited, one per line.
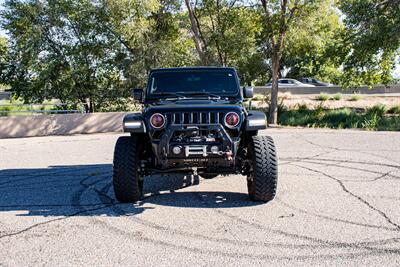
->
144, 99, 244, 113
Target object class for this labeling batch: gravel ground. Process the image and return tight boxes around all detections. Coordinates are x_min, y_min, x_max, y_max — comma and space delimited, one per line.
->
0, 129, 400, 266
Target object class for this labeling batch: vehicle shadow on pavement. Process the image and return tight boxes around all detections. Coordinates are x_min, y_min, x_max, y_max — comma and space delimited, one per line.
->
0, 164, 261, 217
143, 174, 262, 208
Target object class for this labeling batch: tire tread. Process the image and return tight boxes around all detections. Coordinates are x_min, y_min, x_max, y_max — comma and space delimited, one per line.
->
112, 136, 141, 202
249, 135, 278, 202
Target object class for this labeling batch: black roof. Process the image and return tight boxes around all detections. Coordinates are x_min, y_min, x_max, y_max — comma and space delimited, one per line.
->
150, 66, 237, 73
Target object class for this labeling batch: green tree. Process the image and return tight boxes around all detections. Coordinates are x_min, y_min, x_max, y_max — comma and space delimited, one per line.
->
338, 0, 400, 87
184, 0, 261, 70
101, 0, 195, 87
1, 0, 134, 112
1, 0, 191, 111
0, 36, 8, 87
283, 2, 343, 84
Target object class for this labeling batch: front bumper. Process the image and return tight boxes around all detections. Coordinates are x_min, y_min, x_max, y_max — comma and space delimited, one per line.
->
152, 124, 240, 170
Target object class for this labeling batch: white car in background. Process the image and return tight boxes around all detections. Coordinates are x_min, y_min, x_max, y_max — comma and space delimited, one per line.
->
265, 78, 315, 87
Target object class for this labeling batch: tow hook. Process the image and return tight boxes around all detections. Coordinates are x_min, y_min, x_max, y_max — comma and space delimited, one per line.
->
225, 150, 233, 161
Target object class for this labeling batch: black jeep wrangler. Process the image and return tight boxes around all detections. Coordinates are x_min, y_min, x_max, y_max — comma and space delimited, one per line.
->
113, 67, 277, 203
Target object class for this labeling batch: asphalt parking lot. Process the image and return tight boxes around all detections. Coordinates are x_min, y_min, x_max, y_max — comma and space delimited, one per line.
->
1, 129, 400, 266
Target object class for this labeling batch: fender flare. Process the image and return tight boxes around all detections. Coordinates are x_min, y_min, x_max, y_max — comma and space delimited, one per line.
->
123, 113, 146, 133
245, 111, 267, 131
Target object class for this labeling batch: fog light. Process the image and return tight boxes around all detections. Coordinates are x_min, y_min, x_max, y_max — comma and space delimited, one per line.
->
172, 146, 182, 155
210, 146, 219, 154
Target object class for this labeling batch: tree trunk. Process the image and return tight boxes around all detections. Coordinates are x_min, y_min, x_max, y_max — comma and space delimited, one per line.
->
89, 99, 94, 113
184, 0, 208, 65
83, 98, 94, 113
83, 103, 90, 113
268, 51, 280, 125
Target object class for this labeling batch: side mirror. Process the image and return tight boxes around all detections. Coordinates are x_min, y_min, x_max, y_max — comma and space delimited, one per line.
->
132, 88, 143, 103
243, 86, 254, 99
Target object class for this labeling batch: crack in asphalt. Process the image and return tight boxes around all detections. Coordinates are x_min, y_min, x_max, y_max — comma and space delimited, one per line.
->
296, 159, 400, 181
279, 151, 334, 166
299, 135, 400, 166
87, 178, 400, 260
0, 174, 113, 240
338, 170, 399, 182
2, 133, 400, 262
293, 163, 400, 231
281, 157, 400, 169
190, 190, 400, 258
2, 168, 399, 261
83, 178, 355, 252
0, 204, 113, 239
275, 198, 398, 232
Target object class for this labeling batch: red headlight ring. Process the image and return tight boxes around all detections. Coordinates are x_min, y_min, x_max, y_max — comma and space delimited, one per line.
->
150, 113, 166, 129
224, 112, 240, 128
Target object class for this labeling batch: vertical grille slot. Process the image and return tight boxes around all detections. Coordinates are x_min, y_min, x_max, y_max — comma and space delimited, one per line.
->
189, 112, 194, 124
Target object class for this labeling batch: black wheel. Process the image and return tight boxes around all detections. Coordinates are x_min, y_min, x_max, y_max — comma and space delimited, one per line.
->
247, 136, 278, 202
112, 136, 143, 203
200, 173, 218, 179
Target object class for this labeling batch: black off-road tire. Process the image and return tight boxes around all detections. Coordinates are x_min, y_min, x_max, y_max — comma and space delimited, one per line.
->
200, 173, 218, 179
113, 136, 143, 203
247, 136, 278, 202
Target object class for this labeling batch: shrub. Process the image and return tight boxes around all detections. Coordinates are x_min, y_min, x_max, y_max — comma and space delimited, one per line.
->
277, 101, 287, 114
377, 116, 400, 131
387, 105, 400, 115
361, 114, 380, 130
349, 94, 361, 101
296, 103, 309, 111
0, 106, 12, 116
331, 93, 342, 100
315, 93, 329, 101
366, 104, 387, 117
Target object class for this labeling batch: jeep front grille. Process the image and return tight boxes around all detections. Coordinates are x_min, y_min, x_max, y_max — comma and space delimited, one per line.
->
165, 111, 223, 125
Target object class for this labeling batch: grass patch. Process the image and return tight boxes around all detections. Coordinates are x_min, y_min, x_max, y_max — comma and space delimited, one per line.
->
252, 94, 264, 101
349, 94, 361, 101
315, 93, 329, 101
331, 93, 342, 100
274, 104, 400, 131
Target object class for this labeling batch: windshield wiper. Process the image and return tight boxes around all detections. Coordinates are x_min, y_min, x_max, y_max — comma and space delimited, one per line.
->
152, 92, 188, 100
181, 92, 221, 99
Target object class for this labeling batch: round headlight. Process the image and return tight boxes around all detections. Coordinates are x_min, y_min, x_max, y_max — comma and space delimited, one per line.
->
224, 112, 240, 128
150, 113, 166, 128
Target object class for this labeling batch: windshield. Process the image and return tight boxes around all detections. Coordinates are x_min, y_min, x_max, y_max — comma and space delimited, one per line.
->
147, 69, 239, 98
